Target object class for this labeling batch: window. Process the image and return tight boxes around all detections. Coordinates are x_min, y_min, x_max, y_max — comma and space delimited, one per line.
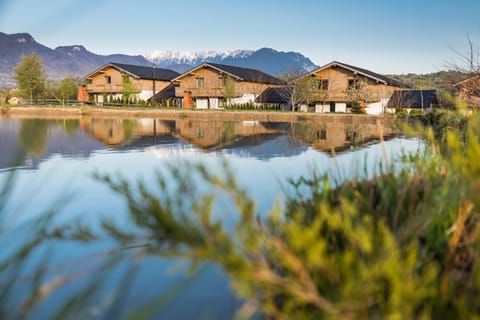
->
319, 79, 328, 90
105, 76, 112, 84
348, 79, 360, 90
85, 79, 92, 84
317, 129, 327, 140
195, 77, 205, 88
219, 77, 225, 87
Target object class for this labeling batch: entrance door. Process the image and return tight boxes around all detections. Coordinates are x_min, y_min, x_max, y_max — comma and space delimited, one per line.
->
329, 102, 336, 112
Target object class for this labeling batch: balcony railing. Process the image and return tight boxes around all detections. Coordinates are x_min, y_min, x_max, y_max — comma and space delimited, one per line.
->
175, 87, 225, 97
310, 90, 382, 102
86, 84, 142, 93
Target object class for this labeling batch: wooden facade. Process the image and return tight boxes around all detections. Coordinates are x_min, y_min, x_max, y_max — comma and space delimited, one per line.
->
172, 63, 285, 109
293, 62, 406, 114
455, 75, 480, 109
84, 63, 178, 105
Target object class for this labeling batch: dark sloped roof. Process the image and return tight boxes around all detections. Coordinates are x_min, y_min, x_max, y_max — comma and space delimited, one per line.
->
149, 83, 178, 102
454, 74, 480, 87
334, 61, 406, 87
85, 62, 179, 81
110, 62, 180, 81
386, 90, 438, 109
303, 61, 407, 88
207, 63, 286, 85
174, 62, 286, 85
255, 86, 292, 104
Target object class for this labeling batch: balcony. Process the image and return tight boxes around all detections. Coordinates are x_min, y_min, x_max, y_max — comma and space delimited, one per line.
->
175, 87, 225, 97
86, 84, 142, 93
310, 90, 382, 102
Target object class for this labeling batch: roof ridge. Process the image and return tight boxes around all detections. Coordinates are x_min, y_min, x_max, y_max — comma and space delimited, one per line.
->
314, 61, 406, 87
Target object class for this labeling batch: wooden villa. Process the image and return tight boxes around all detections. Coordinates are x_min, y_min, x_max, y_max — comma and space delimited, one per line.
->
161, 62, 286, 109
83, 62, 179, 105
454, 75, 480, 108
257, 61, 407, 114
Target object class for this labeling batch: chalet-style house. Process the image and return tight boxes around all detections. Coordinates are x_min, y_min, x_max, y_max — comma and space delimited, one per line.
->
386, 89, 438, 113
454, 75, 480, 108
83, 62, 179, 105
258, 61, 406, 114
159, 62, 285, 109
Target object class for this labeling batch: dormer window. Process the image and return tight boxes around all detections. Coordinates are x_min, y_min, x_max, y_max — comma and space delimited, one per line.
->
195, 77, 205, 88
219, 77, 226, 87
319, 79, 328, 90
348, 79, 360, 90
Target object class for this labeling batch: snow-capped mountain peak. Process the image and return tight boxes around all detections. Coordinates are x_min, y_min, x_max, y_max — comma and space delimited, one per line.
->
144, 49, 254, 65
143, 48, 318, 75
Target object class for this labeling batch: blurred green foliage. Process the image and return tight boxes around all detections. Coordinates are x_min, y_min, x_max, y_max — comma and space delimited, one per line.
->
2, 109, 480, 318
98, 110, 480, 318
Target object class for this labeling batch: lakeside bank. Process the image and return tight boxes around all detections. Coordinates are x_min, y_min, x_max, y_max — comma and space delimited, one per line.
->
2, 106, 397, 125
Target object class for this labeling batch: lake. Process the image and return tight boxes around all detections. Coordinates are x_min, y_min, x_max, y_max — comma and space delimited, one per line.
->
0, 115, 421, 319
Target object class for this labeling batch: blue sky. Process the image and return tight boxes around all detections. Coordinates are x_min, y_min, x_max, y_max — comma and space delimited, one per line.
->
1, 0, 479, 74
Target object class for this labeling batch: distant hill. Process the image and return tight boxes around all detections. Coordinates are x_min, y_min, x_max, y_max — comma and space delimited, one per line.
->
0, 32, 152, 88
0, 32, 319, 88
387, 70, 468, 93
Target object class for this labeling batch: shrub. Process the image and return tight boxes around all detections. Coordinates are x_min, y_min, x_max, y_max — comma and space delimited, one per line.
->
96, 111, 480, 318
350, 102, 364, 114
80, 105, 92, 115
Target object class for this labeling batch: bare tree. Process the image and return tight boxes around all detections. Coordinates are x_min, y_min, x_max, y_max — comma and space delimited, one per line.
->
223, 75, 236, 107
446, 34, 480, 108
447, 35, 480, 74
277, 68, 317, 111
343, 79, 372, 114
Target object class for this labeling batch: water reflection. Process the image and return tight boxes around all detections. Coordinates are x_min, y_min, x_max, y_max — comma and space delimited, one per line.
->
0, 116, 399, 171
0, 115, 410, 319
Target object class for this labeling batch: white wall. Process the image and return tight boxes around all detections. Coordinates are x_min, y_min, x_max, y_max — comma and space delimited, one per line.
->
335, 103, 347, 113
314, 103, 346, 113
196, 98, 209, 109
315, 104, 329, 113
366, 98, 389, 115
231, 93, 256, 104
139, 90, 154, 101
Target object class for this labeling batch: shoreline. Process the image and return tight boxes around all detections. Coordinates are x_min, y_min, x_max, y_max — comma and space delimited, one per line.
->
2, 106, 397, 124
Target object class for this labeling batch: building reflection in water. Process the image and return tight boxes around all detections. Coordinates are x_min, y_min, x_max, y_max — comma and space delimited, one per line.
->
0, 116, 399, 171
81, 117, 398, 154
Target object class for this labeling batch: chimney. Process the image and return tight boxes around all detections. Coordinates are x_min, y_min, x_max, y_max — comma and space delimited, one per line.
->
182, 91, 194, 109
77, 85, 89, 103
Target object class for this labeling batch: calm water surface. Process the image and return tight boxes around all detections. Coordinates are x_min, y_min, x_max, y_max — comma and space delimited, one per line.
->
0, 116, 421, 319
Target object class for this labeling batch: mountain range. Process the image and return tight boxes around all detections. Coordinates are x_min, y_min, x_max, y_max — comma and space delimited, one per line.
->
0, 32, 318, 88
